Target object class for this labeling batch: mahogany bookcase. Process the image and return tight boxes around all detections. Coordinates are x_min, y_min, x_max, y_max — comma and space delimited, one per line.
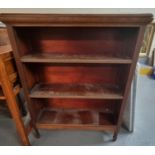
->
0, 14, 152, 145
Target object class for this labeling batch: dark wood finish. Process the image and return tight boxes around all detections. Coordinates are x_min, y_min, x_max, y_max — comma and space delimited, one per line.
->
114, 26, 147, 140
21, 53, 132, 64
36, 108, 116, 131
0, 13, 152, 144
30, 83, 123, 99
24, 64, 129, 87
0, 14, 152, 26
14, 27, 139, 58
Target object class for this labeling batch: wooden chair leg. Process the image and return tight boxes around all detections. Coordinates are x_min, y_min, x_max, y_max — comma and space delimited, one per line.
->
0, 59, 30, 145
3, 94, 30, 146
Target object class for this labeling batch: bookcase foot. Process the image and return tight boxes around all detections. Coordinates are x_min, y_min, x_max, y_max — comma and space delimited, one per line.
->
33, 127, 40, 138
112, 132, 118, 141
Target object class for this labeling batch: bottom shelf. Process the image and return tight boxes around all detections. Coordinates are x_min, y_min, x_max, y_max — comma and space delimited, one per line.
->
36, 109, 116, 131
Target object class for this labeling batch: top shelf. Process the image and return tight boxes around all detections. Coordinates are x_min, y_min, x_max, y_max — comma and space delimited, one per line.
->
0, 14, 153, 26
21, 53, 132, 64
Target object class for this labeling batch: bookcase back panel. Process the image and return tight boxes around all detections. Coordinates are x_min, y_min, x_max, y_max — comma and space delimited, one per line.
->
15, 27, 139, 58
32, 98, 120, 113
27, 64, 129, 87
31, 98, 121, 125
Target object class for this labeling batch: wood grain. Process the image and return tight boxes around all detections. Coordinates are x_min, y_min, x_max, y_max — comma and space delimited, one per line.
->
0, 56, 30, 145
36, 108, 116, 131
30, 83, 123, 99
15, 27, 139, 58
21, 53, 132, 64
0, 14, 153, 26
0, 28, 30, 145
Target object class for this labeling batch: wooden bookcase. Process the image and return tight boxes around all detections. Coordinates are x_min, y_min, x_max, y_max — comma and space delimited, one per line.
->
0, 14, 152, 144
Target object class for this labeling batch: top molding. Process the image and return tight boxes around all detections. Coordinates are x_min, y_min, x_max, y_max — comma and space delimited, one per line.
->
0, 13, 153, 27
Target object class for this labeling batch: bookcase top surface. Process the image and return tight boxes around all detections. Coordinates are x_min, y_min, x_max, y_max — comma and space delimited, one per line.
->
0, 13, 153, 26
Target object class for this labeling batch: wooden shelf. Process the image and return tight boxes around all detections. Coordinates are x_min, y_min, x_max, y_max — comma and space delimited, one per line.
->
21, 53, 132, 64
30, 83, 123, 99
36, 108, 116, 131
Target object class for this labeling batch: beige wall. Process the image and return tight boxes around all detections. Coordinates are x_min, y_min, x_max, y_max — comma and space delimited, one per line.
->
0, 8, 155, 15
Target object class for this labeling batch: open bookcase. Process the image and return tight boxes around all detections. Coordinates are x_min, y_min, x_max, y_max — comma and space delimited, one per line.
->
0, 14, 152, 145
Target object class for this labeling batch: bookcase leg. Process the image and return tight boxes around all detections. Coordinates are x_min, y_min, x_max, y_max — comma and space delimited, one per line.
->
27, 120, 40, 138
17, 93, 27, 116
112, 131, 118, 141
33, 126, 40, 138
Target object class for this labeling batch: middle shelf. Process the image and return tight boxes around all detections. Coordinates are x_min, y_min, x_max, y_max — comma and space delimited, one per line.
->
29, 83, 123, 99
21, 53, 132, 64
